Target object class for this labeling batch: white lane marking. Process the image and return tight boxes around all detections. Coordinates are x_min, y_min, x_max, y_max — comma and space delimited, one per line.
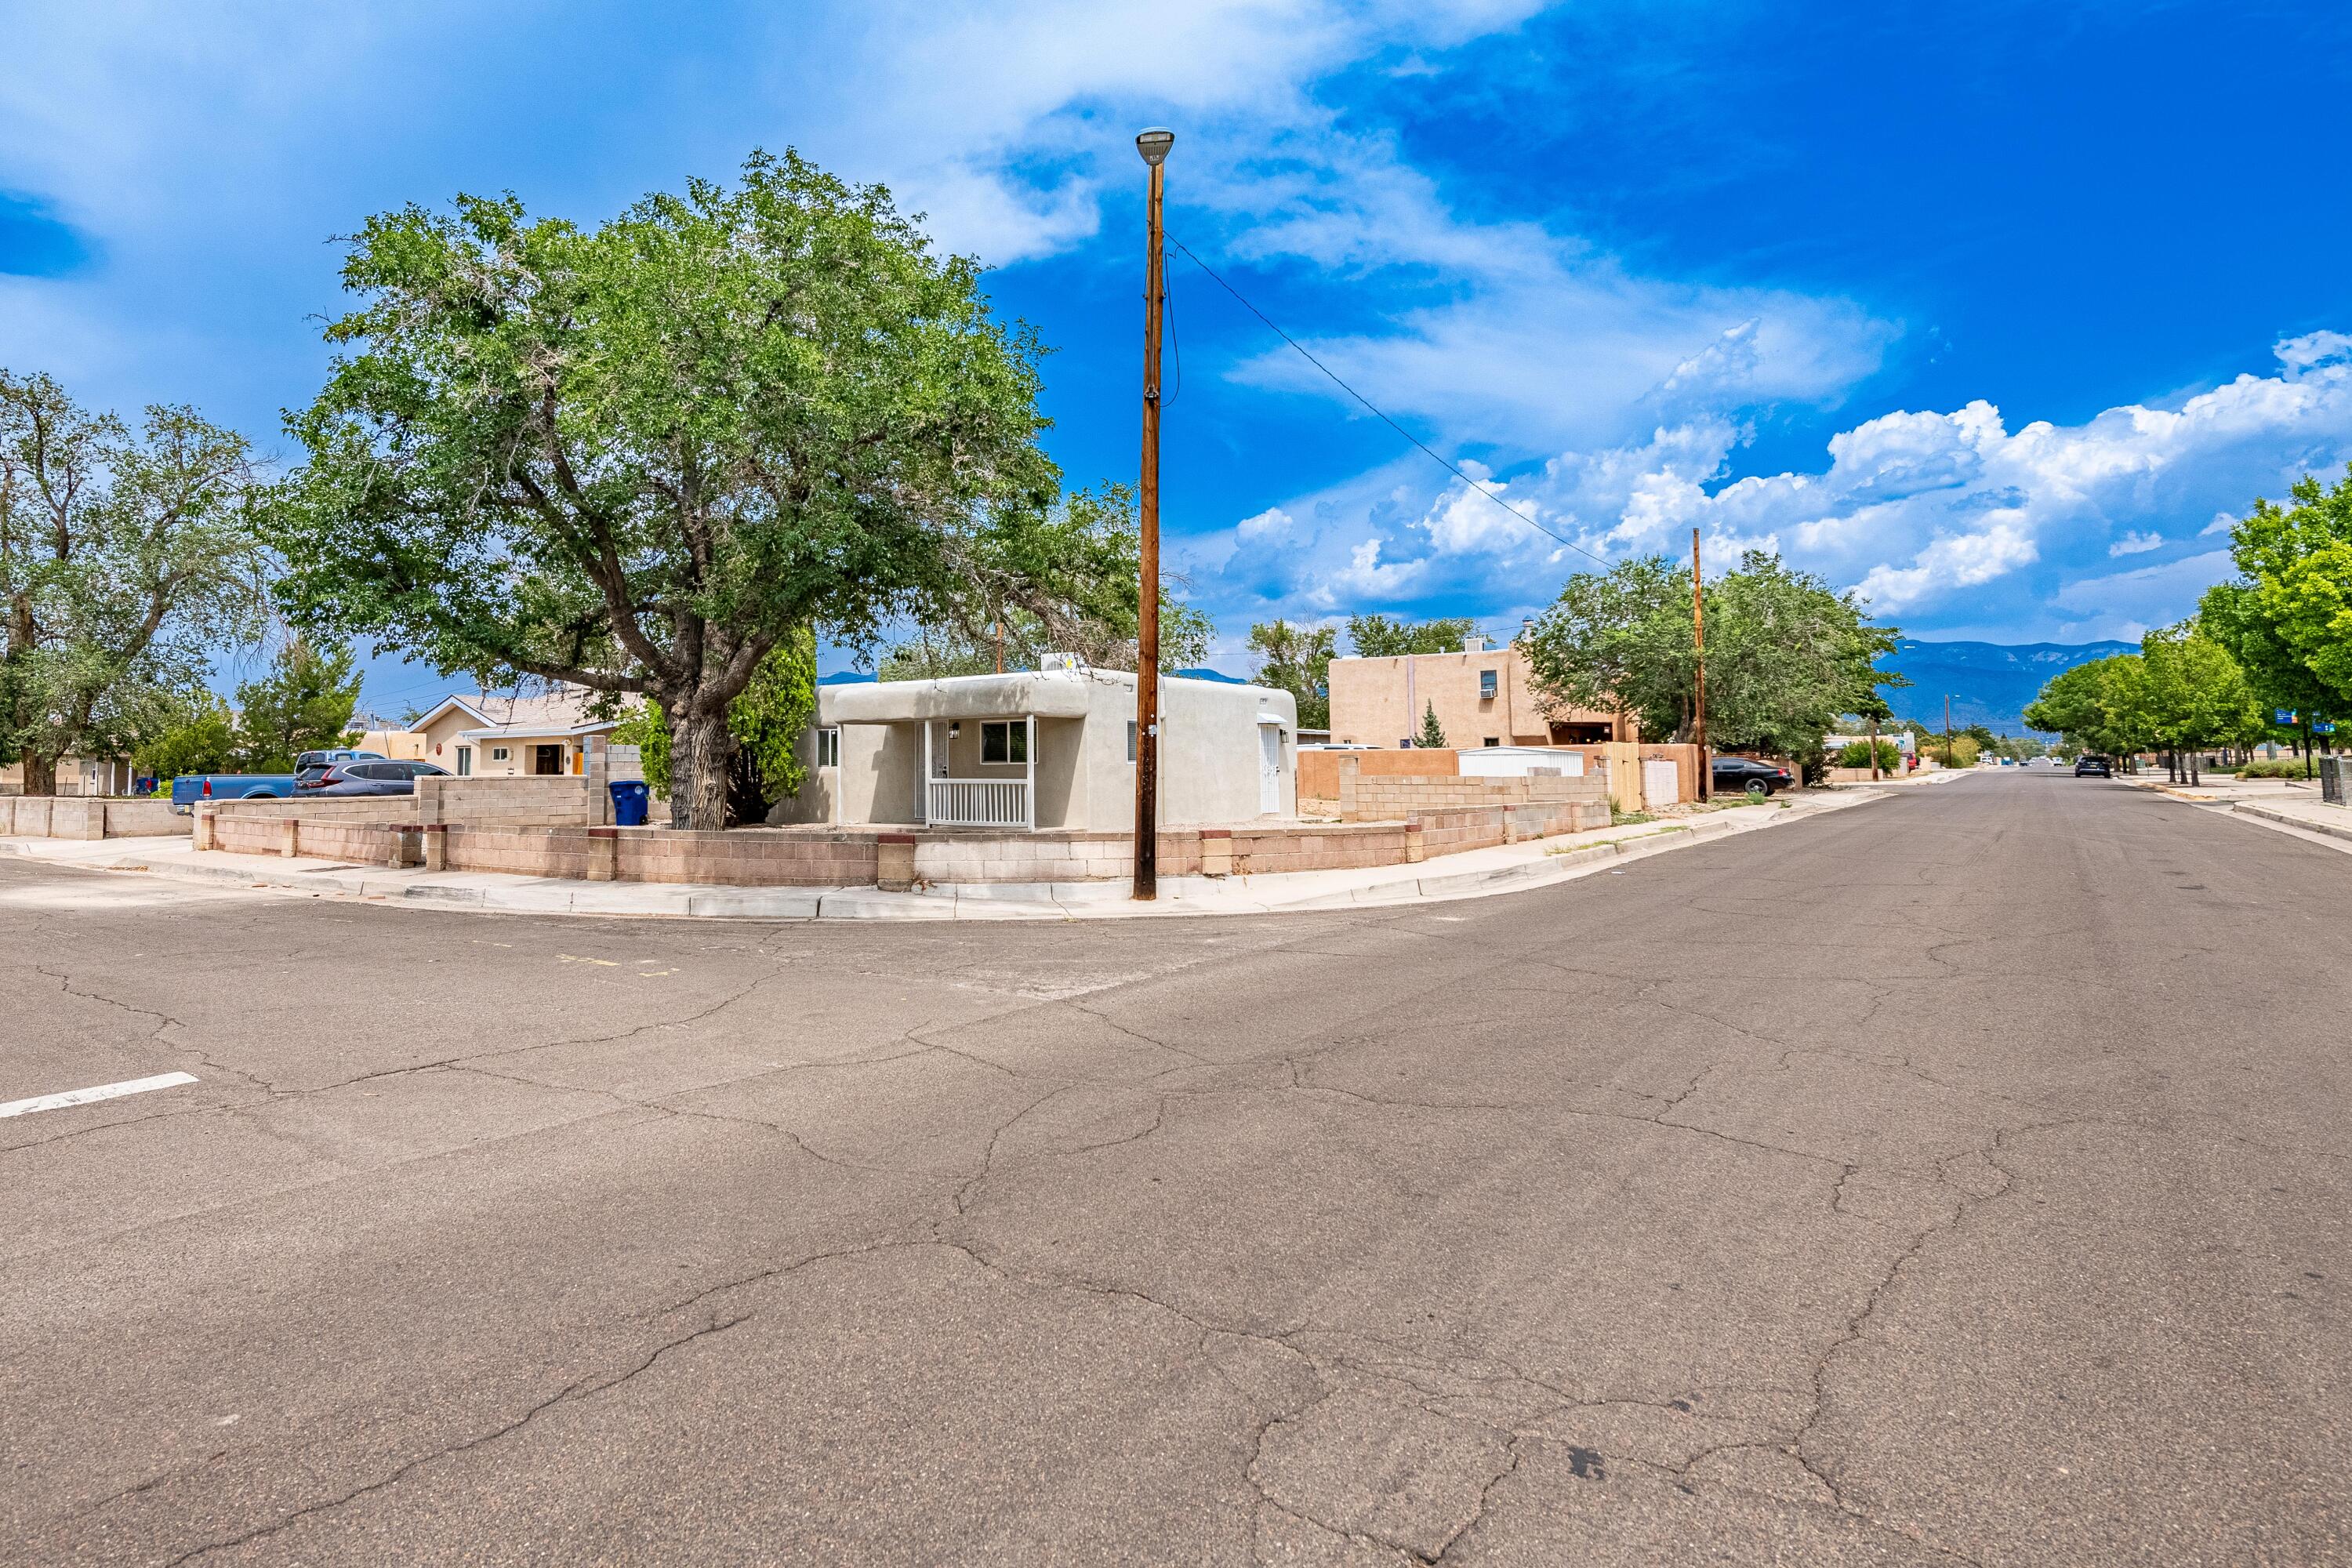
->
0, 1071, 199, 1119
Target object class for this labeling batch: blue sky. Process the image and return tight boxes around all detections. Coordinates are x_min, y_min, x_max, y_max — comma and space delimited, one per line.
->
5, 1, 2350, 703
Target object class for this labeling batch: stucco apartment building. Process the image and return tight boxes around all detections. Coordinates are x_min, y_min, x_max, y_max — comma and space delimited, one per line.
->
1327, 635, 1628, 750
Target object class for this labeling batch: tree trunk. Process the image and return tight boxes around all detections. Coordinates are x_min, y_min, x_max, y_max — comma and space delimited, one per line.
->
666, 702, 735, 830
22, 752, 57, 797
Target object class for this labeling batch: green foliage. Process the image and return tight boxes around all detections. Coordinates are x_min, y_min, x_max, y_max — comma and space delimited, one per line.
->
2223, 466, 2352, 708
1347, 615, 1475, 658
1526, 550, 1900, 759
2023, 622, 2263, 767
879, 486, 1212, 679
132, 688, 239, 779
230, 637, 362, 771
1248, 619, 1337, 730
266, 150, 1053, 828
1836, 739, 1903, 771
1944, 735, 1981, 768
2235, 756, 2312, 779
0, 370, 269, 793
1416, 701, 1447, 749
610, 632, 816, 824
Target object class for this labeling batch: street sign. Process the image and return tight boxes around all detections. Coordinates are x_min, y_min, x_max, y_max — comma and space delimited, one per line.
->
2275, 709, 2298, 724
2317, 721, 2338, 735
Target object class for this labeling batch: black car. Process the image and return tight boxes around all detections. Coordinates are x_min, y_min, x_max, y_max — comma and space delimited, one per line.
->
1711, 756, 1794, 796
316, 760, 452, 797
2073, 755, 2112, 777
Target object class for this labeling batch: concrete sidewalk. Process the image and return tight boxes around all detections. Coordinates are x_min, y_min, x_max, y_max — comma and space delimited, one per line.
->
0, 789, 1880, 920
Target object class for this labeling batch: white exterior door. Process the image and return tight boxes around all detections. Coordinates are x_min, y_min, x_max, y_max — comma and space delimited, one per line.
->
1641, 758, 1679, 810
1259, 725, 1282, 815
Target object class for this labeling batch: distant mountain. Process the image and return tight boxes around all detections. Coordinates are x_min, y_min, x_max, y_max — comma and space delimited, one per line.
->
1878, 639, 2137, 735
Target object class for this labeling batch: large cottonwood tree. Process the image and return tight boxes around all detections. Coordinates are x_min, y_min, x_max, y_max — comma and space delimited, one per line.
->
269, 151, 1054, 828
0, 371, 268, 793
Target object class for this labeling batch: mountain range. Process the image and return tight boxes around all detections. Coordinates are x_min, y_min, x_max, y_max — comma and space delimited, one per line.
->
1878, 639, 2136, 736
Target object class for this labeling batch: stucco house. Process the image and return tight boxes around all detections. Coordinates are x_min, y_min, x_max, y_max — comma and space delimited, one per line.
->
408, 688, 629, 778
781, 661, 1297, 830
1327, 633, 1628, 749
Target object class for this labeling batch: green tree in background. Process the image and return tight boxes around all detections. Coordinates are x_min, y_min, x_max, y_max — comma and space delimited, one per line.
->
611, 631, 817, 826
1416, 702, 1447, 749
231, 637, 362, 771
268, 151, 1053, 829
132, 688, 239, 781
1346, 614, 1476, 658
1247, 619, 1337, 730
1, 371, 270, 793
2136, 621, 2263, 783
1526, 550, 1899, 760
2024, 655, 2153, 765
878, 486, 1212, 679
2225, 466, 2352, 706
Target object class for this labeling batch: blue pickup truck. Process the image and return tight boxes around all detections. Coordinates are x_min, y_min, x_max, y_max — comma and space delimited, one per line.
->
169, 750, 384, 813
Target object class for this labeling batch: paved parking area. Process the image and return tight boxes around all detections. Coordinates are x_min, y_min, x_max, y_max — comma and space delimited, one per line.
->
3, 774, 2347, 1565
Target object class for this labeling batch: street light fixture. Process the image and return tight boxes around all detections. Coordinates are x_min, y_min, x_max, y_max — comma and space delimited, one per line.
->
1132, 128, 1173, 900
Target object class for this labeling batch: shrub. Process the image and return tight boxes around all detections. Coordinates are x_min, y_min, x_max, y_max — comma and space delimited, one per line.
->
2237, 757, 2315, 779
1835, 739, 1903, 771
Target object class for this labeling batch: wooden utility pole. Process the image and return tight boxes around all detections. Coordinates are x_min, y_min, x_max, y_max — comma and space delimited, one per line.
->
1691, 528, 1708, 801
1868, 713, 1882, 782
1132, 129, 1174, 900
1944, 695, 1954, 768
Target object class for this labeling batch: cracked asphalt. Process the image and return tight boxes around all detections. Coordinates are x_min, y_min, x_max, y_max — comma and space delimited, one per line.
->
3, 771, 2347, 1566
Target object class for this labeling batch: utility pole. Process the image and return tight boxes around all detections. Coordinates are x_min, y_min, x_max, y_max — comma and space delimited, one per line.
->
1132, 128, 1174, 900
1868, 713, 1881, 782
1944, 695, 1953, 768
1691, 528, 1708, 801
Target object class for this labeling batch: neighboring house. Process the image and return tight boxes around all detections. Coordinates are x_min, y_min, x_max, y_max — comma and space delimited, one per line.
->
0, 755, 134, 796
408, 688, 629, 778
1327, 635, 1628, 749
782, 660, 1297, 830
1824, 731, 1916, 757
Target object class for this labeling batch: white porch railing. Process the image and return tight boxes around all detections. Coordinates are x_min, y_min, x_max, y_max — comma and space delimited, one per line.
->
926, 778, 1030, 829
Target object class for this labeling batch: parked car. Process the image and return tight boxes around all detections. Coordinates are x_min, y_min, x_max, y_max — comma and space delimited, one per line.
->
315, 760, 450, 797
2074, 755, 2112, 777
169, 750, 390, 813
293, 749, 389, 791
1711, 756, 1794, 796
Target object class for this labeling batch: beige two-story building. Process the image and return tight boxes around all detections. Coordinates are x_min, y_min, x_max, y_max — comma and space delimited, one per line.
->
1327, 636, 1627, 750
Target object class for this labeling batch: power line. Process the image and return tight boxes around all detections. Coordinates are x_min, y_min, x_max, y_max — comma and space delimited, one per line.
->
1165, 235, 1615, 573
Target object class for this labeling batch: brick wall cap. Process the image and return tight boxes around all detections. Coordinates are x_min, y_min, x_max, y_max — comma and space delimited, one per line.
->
877, 832, 916, 845
1198, 827, 1232, 839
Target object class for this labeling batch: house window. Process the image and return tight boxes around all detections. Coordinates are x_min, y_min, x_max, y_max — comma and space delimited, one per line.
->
1127, 721, 1137, 762
981, 720, 1028, 765
456, 746, 472, 776
1479, 670, 1498, 700
491, 746, 510, 762
815, 727, 840, 768
1483, 737, 1501, 748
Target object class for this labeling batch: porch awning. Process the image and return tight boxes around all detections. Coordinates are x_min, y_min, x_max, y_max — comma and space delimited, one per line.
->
820, 670, 1094, 724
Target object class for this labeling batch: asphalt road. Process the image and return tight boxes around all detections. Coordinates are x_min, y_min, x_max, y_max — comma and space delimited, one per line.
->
3, 773, 2347, 1566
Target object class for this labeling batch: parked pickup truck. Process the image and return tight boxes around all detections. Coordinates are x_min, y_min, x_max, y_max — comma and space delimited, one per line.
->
169, 750, 385, 813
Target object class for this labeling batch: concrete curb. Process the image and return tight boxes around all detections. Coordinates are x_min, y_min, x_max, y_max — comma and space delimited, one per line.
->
2233, 800, 2352, 844
0, 790, 1882, 922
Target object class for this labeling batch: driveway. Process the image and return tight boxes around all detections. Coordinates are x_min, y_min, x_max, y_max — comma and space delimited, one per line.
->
2, 772, 2344, 1565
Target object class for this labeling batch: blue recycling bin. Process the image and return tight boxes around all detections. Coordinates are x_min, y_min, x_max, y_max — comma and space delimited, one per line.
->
608, 779, 650, 827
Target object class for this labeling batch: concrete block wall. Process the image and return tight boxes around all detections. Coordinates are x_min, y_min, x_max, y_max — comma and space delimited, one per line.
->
416, 775, 598, 826
430, 826, 882, 887
0, 796, 182, 839
1334, 760, 1606, 822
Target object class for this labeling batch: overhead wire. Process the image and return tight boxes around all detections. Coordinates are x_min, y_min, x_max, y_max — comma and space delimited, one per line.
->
1164, 234, 1615, 573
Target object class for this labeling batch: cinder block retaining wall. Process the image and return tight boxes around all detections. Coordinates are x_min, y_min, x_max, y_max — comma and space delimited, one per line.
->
0, 796, 183, 838
1336, 760, 1607, 822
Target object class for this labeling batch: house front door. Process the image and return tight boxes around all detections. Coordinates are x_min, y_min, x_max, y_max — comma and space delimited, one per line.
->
534, 744, 563, 775
1259, 725, 1282, 815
